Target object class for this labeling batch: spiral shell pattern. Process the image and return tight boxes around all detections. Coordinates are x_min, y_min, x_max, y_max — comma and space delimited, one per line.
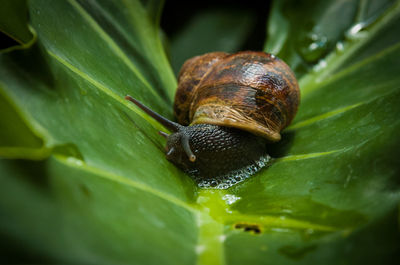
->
174, 51, 300, 141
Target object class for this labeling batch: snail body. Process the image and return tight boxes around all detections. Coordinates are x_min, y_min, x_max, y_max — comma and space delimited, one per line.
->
126, 51, 299, 185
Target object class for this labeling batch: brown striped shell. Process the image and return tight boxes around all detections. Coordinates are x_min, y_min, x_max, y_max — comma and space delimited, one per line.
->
173, 51, 300, 142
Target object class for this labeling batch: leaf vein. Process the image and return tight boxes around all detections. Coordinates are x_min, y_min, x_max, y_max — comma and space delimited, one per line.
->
277, 149, 346, 162
47, 51, 168, 132
67, 0, 160, 99
300, 1, 400, 95
54, 154, 196, 212
227, 214, 338, 232
288, 102, 364, 130
302, 41, 400, 97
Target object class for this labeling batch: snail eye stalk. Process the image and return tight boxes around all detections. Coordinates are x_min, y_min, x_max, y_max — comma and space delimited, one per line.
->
125, 95, 182, 133
158, 131, 169, 138
181, 134, 196, 162
166, 147, 175, 156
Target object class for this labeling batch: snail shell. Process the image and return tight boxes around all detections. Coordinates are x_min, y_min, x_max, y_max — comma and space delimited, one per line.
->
125, 51, 300, 187
174, 51, 300, 142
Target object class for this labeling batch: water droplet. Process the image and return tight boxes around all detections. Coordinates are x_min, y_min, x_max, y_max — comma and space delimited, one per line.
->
191, 155, 272, 189
230, 178, 237, 184
195, 245, 205, 254
210, 180, 218, 187
281, 208, 293, 214
220, 184, 230, 189
313, 59, 327, 72
345, 22, 368, 40
222, 194, 241, 205
335, 41, 344, 53
297, 32, 329, 63
219, 235, 227, 242
271, 228, 291, 233
66, 156, 84, 166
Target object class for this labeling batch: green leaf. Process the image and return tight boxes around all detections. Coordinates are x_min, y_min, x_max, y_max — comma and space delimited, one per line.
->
0, 157, 197, 264
0, 88, 48, 159
265, 0, 400, 78
0, 0, 34, 48
1, 0, 400, 264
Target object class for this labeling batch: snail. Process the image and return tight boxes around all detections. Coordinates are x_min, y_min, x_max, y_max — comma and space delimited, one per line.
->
126, 51, 299, 186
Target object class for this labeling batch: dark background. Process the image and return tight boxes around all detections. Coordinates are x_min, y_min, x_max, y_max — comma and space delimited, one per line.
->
161, 0, 271, 52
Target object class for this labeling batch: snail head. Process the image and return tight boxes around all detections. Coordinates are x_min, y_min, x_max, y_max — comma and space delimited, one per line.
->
125, 96, 196, 168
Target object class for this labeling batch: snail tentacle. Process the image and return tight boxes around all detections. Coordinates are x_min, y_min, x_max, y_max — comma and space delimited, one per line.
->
158, 131, 169, 138
125, 95, 182, 132
166, 147, 175, 156
181, 134, 196, 162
